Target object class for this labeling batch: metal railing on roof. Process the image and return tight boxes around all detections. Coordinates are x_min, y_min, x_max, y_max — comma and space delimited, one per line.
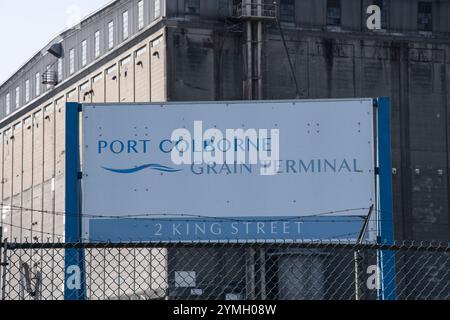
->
41, 71, 58, 86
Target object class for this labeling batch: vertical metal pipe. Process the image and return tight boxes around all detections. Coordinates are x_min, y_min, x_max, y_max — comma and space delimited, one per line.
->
246, 20, 253, 100
30, 115, 35, 243
20, 120, 24, 243
245, 0, 252, 18
256, 0, 263, 100
257, 21, 263, 100
10, 127, 14, 241
51, 101, 57, 299
40, 108, 44, 242
244, 0, 253, 100
52, 102, 57, 242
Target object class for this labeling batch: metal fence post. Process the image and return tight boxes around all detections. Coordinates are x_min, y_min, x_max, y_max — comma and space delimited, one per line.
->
64, 102, 86, 300
376, 97, 397, 300
0, 230, 2, 300
354, 250, 362, 300
1, 236, 8, 300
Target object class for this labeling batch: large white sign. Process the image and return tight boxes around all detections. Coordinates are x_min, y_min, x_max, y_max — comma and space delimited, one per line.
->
81, 100, 376, 241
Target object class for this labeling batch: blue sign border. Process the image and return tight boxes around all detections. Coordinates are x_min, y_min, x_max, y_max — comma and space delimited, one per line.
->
64, 102, 86, 300
376, 97, 397, 300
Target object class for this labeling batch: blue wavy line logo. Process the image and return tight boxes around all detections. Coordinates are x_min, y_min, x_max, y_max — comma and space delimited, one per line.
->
102, 163, 183, 174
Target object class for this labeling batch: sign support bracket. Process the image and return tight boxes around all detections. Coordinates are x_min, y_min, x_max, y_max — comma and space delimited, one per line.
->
64, 102, 86, 300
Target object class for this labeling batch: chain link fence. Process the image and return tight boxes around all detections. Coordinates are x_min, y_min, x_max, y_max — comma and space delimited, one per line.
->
0, 241, 448, 300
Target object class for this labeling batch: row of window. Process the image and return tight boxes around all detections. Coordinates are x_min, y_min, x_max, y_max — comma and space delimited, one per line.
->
3, 38, 161, 134
0, 0, 437, 117
278, 0, 433, 32
4, 73, 41, 115
67, 0, 160, 76
2, 0, 161, 117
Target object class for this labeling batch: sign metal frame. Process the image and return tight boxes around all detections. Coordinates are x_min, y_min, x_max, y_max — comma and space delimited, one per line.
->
63, 98, 396, 300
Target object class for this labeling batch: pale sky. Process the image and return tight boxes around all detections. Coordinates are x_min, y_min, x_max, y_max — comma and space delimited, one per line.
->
0, 0, 112, 84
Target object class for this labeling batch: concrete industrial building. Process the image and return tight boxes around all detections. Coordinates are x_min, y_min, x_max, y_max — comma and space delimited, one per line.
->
0, 0, 449, 299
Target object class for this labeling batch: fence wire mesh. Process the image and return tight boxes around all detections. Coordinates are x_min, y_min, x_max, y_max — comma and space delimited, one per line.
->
0, 241, 448, 300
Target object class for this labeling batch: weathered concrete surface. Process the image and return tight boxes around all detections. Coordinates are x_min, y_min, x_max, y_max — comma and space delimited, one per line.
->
166, 24, 450, 241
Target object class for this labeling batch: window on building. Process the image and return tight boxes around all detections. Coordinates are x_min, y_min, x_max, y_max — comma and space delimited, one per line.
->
326, 0, 341, 26
80, 81, 89, 92
418, 1, 432, 31
81, 40, 87, 66
185, 0, 200, 15
151, 36, 163, 47
93, 73, 103, 84
35, 73, 40, 96
108, 21, 114, 49
5, 93, 11, 115
69, 48, 75, 74
44, 105, 53, 116
138, 1, 144, 29
122, 11, 129, 40
15, 87, 20, 109
67, 89, 76, 100
94, 31, 101, 58
280, 0, 295, 23
135, 46, 147, 58
106, 64, 117, 75
154, 0, 161, 19
58, 58, 63, 81
121, 55, 131, 66
25, 80, 30, 103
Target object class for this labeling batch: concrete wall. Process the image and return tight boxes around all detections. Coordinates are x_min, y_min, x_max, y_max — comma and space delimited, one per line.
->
167, 27, 242, 101
164, 22, 450, 241
164, 0, 450, 35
